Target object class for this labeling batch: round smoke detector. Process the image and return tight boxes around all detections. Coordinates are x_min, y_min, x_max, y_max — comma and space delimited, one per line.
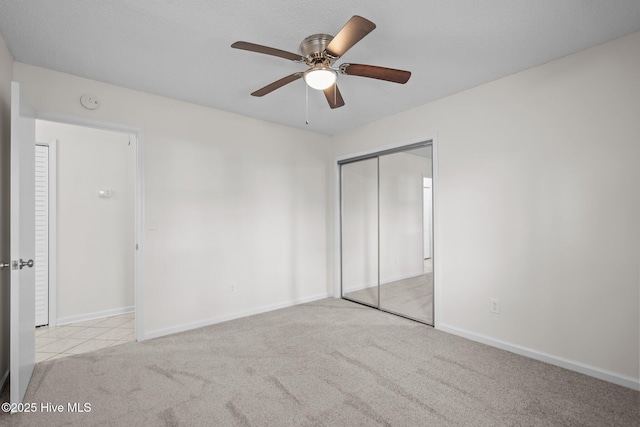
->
80, 94, 100, 110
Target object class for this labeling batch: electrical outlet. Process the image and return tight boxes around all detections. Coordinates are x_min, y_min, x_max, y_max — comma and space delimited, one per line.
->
490, 298, 500, 314
228, 283, 236, 294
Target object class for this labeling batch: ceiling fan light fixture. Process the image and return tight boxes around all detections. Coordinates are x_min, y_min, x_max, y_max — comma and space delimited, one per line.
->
303, 66, 337, 90
232, 15, 410, 108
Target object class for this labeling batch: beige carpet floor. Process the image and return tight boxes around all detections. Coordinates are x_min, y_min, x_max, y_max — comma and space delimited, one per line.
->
1, 298, 638, 426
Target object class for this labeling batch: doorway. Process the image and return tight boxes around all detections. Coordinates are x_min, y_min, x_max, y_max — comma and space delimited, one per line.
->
340, 142, 434, 324
33, 120, 138, 361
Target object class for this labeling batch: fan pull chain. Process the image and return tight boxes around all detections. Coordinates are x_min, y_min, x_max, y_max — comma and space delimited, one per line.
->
305, 83, 309, 125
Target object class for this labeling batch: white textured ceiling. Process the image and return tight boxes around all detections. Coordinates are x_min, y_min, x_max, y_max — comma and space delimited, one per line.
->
1, 1, 639, 135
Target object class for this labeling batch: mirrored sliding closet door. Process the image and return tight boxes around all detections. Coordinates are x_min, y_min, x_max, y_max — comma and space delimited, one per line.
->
340, 142, 433, 325
341, 157, 379, 308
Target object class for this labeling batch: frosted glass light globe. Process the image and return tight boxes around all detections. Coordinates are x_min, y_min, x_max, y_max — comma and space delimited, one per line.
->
303, 67, 337, 90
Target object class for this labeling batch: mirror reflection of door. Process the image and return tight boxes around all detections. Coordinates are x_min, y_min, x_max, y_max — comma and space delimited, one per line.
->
340, 142, 433, 325
423, 176, 433, 274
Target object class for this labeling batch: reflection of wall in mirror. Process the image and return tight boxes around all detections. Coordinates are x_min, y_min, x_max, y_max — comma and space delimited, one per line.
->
341, 150, 432, 293
341, 159, 378, 293
379, 152, 430, 284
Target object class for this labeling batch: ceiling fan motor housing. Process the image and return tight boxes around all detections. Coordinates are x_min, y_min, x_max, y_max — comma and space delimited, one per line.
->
300, 34, 334, 63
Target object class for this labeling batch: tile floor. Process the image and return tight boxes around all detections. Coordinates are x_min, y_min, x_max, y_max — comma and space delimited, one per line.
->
35, 313, 135, 363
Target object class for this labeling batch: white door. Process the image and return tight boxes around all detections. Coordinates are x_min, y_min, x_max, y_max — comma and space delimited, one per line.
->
35, 144, 49, 326
10, 81, 36, 406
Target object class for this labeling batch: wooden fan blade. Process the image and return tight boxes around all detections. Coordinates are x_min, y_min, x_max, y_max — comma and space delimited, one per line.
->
340, 63, 411, 84
231, 41, 304, 62
325, 16, 376, 59
323, 83, 345, 109
251, 73, 303, 97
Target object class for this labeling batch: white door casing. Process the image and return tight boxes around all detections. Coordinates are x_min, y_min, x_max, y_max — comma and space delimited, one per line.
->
10, 81, 37, 406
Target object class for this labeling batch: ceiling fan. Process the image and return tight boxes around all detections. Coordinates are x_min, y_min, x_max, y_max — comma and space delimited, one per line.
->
231, 15, 411, 109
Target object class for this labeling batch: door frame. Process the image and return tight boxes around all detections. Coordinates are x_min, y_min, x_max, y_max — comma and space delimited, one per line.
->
35, 111, 146, 341
35, 140, 57, 327
333, 135, 440, 327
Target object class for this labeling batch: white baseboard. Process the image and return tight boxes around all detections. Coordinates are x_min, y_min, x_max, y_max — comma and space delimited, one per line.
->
145, 293, 330, 341
57, 306, 134, 326
0, 368, 8, 394
437, 323, 640, 391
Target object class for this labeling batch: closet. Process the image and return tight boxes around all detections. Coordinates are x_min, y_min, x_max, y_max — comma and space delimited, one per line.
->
340, 142, 434, 324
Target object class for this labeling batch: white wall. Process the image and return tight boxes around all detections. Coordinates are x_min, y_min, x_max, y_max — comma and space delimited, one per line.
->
332, 32, 640, 382
14, 63, 332, 337
36, 121, 135, 321
0, 33, 14, 390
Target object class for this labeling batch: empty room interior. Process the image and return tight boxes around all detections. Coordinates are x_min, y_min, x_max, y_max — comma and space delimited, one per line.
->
0, 1, 639, 425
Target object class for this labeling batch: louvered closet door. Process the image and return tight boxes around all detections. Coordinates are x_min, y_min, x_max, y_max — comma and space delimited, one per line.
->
35, 144, 49, 327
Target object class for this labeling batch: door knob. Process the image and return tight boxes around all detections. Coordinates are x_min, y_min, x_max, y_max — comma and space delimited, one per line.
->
0, 261, 10, 270
19, 259, 34, 269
